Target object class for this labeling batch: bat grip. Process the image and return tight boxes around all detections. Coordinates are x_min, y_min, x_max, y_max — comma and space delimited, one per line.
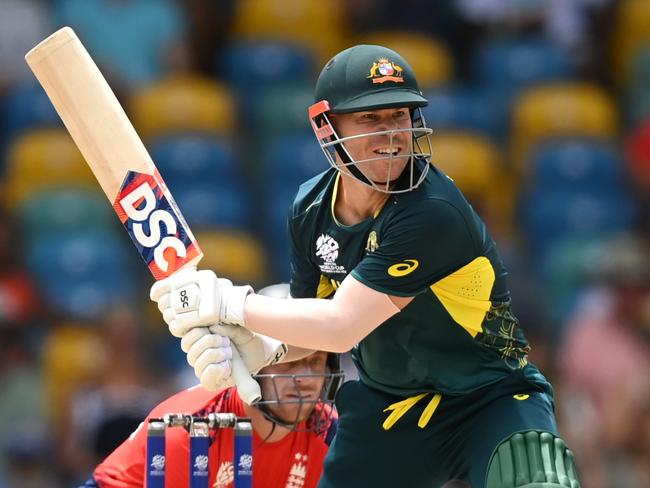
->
231, 346, 262, 405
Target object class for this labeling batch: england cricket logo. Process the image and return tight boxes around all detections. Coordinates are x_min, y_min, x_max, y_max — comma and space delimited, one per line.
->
214, 461, 234, 487
315, 234, 346, 274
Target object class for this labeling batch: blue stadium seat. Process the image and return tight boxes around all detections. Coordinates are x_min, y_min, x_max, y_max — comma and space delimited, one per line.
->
473, 37, 574, 92
263, 132, 327, 187
219, 41, 315, 93
171, 181, 251, 230
148, 134, 240, 186
263, 191, 295, 282
25, 231, 139, 319
528, 139, 627, 192
421, 86, 508, 140
520, 190, 636, 259
1, 82, 61, 140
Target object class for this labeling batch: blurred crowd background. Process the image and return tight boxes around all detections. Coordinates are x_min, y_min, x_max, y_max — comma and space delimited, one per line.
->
1, 0, 649, 487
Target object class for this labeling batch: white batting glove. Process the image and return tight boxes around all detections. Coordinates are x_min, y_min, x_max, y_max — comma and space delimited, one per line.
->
150, 268, 253, 337
210, 324, 288, 374
177, 327, 235, 390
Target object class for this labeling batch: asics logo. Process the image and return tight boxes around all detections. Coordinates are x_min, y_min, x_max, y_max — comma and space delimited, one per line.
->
387, 259, 419, 277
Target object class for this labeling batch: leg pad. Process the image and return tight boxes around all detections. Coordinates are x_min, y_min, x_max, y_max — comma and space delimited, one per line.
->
485, 430, 580, 488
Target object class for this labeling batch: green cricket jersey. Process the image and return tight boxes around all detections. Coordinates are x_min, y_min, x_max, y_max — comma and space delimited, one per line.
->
288, 160, 546, 397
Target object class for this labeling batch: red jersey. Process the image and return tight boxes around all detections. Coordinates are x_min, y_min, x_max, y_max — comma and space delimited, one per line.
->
91, 385, 336, 488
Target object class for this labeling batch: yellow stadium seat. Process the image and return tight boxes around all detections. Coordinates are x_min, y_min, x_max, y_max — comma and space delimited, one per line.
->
357, 32, 453, 88
511, 83, 618, 172
130, 75, 236, 141
194, 230, 268, 285
610, 0, 650, 86
430, 131, 516, 235
431, 132, 499, 197
2, 129, 97, 208
230, 0, 349, 65
42, 323, 106, 427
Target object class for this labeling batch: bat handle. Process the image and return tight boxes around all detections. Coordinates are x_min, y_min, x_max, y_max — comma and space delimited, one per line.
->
231, 346, 262, 405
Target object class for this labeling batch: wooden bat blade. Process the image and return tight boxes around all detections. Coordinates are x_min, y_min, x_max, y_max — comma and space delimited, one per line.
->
25, 27, 261, 405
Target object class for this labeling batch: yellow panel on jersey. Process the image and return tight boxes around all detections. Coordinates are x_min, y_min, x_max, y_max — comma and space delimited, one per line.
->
317, 274, 337, 299
429, 256, 495, 338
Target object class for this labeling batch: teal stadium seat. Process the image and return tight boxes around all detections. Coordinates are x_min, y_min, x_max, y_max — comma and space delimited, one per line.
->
247, 83, 314, 141
17, 188, 116, 242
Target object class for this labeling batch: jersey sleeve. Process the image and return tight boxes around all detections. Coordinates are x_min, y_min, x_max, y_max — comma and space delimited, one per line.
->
289, 211, 320, 299
351, 198, 477, 296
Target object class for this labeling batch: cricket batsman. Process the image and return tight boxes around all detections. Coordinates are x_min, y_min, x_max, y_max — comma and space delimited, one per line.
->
150, 45, 581, 487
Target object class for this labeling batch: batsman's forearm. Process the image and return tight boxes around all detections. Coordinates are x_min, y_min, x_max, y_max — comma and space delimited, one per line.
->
243, 275, 400, 352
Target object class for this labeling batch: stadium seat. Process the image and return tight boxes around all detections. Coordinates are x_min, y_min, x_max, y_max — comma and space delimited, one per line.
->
1, 81, 61, 140
2, 129, 96, 208
130, 75, 236, 141
194, 229, 268, 285
247, 83, 314, 142
472, 37, 574, 92
55, 0, 186, 87
357, 31, 453, 89
263, 132, 326, 187
17, 188, 116, 242
610, 0, 650, 87
219, 41, 315, 93
230, 0, 349, 66
148, 134, 240, 186
262, 190, 295, 282
261, 131, 326, 281
170, 180, 251, 231
421, 87, 507, 141
25, 231, 139, 320
430, 131, 501, 198
42, 323, 105, 427
511, 83, 618, 172
519, 190, 636, 259
430, 131, 519, 226
527, 140, 627, 193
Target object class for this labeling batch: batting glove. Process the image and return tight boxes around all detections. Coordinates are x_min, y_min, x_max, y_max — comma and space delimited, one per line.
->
209, 324, 287, 374
180, 327, 236, 390
150, 268, 253, 337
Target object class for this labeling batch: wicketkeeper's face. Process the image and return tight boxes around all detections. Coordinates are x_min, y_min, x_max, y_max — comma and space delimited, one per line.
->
258, 352, 329, 423
330, 107, 413, 186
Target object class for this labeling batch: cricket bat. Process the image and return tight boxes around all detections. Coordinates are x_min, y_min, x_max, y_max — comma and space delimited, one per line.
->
25, 27, 262, 405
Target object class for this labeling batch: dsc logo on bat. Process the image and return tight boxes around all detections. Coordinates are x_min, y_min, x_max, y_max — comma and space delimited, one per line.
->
115, 171, 200, 280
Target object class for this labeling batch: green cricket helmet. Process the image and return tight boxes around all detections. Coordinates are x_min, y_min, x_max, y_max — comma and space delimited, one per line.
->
309, 44, 433, 193
253, 283, 343, 434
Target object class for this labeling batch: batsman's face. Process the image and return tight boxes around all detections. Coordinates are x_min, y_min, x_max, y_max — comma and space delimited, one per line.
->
259, 352, 328, 424
332, 107, 413, 185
